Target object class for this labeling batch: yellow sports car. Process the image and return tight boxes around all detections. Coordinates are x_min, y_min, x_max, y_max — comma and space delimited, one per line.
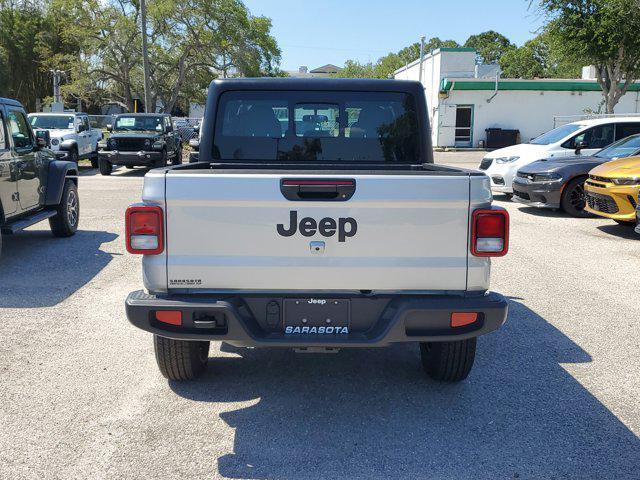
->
584, 156, 640, 224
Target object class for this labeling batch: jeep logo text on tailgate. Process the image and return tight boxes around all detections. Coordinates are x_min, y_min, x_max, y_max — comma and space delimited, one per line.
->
277, 210, 357, 242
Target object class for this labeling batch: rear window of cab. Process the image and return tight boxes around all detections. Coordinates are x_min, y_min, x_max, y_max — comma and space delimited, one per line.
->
212, 90, 420, 163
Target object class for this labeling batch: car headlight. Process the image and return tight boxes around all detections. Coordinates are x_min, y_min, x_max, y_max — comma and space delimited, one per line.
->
533, 172, 562, 182
612, 177, 640, 185
144, 139, 152, 148
495, 156, 520, 164
152, 141, 164, 150
51, 138, 59, 146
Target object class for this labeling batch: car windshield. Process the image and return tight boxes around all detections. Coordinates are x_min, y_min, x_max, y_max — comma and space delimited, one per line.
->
29, 115, 74, 130
213, 90, 420, 163
114, 116, 163, 132
594, 134, 640, 159
530, 124, 582, 145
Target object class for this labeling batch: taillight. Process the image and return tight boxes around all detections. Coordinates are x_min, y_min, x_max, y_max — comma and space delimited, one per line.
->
471, 208, 509, 257
126, 205, 164, 255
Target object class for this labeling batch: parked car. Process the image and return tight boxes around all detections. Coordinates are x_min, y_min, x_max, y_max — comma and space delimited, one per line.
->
0, 98, 79, 255
97, 113, 182, 175
635, 192, 640, 235
124, 78, 510, 383
512, 134, 640, 217
480, 118, 640, 196
28, 112, 102, 166
584, 156, 640, 225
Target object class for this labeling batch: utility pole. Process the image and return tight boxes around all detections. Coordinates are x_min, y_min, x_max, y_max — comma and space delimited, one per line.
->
50, 69, 64, 112
140, 0, 152, 113
418, 35, 426, 85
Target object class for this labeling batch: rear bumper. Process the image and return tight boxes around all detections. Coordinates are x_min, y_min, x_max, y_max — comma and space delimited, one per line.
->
125, 290, 508, 347
511, 179, 562, 209
99, 150, 162, 166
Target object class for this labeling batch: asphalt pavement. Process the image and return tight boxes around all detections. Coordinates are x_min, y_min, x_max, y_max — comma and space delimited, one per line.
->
0, 154, 639, 479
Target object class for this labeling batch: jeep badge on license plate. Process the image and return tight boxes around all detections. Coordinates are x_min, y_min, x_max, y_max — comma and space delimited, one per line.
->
283, 299, 350, 334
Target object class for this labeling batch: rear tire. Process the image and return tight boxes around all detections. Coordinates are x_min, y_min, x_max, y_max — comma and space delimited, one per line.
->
153, 335, 210, 381
49, 179, 79, 237
90, 155, 99, 169
420, 338, 476, 382
560, 176, 589, 217
99, 158, 112, 175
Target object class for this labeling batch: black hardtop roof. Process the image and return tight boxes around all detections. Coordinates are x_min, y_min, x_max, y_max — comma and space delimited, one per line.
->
0, 97, 24, 108
208, 77, 423, 93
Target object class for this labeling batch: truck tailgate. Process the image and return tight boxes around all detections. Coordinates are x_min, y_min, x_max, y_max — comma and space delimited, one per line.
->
164, 172, 471, 292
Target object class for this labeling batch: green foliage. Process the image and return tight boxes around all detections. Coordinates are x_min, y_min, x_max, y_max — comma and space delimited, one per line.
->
499, 32, 580, 79
336, 37, 459, 79
0, 1, 75, 110
464, 30, 514, 64
538, 0, 640, 112
0, 0, 281, 113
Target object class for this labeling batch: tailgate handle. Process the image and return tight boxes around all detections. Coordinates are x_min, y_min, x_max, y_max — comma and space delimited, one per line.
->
280, 179, 356, 201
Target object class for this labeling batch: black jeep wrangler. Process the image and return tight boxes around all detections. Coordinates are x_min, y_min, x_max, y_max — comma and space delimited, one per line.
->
0, 98, 79, 255
98, 113, 182, 175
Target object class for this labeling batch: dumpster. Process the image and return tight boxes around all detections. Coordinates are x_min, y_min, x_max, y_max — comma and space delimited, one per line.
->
485, 128, 520, 149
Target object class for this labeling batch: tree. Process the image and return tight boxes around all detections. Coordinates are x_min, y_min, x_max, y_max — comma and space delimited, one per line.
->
47, 0, 281, 113
464, 30, 514, 64
337, 37, 460, 79
499, 32, 580, 79
539, 0, 640, 113
0, 0, 77, 110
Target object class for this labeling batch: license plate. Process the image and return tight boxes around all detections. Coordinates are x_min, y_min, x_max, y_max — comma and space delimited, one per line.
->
283, 299, 350, 334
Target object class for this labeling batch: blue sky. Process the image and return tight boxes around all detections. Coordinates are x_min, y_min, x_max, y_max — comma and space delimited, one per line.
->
243, 0, 546, 71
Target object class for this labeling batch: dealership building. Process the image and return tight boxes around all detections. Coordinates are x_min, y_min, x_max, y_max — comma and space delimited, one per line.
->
394, 48, 640, 148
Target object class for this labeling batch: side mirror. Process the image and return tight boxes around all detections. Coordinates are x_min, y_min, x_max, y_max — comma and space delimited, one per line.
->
189, 138, 200, 151
575, 141, 588, 154
34, 129, 50, 148
106, 124, 113, 132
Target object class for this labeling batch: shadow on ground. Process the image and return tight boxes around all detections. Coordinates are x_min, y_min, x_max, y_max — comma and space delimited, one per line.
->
596, 223, 640, 240
171, 300, 639, 479
80, 166, 148, 177
0, 229, 117, 307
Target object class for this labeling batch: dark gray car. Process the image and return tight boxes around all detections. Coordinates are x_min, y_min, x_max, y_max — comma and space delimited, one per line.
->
512, 134, 640, 217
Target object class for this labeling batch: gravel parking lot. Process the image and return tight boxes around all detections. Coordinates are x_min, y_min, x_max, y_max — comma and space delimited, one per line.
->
1, 154, 639, 479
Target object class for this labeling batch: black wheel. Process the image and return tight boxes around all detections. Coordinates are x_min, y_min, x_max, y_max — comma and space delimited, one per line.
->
125, 165, 134, 169
99, 157, 112, 175
420, 338, 476, 382
560, 176, 589, 217
68, 147, 79, 165
49, 179, 79, 237
171, 145, 182, 165
155, 149, 167, 168
90, 156, 99, 169
154, 335, 210, 380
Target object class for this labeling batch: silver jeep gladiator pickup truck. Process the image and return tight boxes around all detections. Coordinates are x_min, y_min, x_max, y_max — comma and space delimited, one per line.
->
125, 78, 509, 382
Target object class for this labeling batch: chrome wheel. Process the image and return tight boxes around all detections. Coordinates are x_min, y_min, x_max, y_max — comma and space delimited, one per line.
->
67, 189, 78, 227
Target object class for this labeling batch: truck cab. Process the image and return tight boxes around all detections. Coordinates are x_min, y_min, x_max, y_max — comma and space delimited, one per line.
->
0, 98, 80, 255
